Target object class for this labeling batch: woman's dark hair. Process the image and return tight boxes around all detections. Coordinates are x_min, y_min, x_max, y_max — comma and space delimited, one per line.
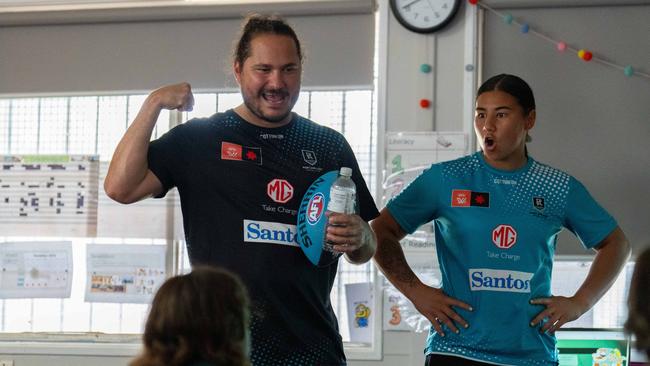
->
477, 74, 536, 116
130, 266, 250, 366
233, 14, 303, 66
625, 247, 650, 358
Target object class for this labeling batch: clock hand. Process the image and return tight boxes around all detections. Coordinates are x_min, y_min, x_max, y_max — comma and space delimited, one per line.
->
402, 0, 423, 9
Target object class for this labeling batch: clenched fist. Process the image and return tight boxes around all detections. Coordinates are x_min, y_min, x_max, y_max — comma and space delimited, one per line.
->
149, 82, 195, 112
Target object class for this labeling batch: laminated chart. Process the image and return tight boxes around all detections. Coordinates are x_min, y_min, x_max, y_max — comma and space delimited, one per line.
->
85, 244, 166, 304
383, 132, 467, 207
0, 155, 99, 236
0, 241, 73, 299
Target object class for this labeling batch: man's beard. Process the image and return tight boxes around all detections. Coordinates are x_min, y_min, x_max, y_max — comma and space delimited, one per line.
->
243, 89, 296, 124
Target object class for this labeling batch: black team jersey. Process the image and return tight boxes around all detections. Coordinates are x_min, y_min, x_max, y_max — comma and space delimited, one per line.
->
148, 110, 379, 366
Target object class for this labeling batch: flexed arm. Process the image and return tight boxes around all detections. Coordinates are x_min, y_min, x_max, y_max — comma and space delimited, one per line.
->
104, 83, 194, 204
372, 209, 472, 336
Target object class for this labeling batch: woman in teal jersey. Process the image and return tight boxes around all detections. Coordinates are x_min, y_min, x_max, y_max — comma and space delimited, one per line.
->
130, 266, 250, 366
373, 74, 631, 365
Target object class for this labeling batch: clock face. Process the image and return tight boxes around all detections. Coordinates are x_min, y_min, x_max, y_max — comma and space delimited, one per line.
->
390, 0, 461, 34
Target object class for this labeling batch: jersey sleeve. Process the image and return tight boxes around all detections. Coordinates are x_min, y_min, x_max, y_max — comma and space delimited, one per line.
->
386, 165, 441, 234
147, 122, 191, 198
338, 136, 380, 222
563, 177, 618, 249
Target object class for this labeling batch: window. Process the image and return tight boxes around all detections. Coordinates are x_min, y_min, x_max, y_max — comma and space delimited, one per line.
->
0, 90, 375, 345
551, 259, 634, 329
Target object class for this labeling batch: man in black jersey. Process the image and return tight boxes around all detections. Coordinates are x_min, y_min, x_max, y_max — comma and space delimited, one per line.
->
104, 14, 378, 366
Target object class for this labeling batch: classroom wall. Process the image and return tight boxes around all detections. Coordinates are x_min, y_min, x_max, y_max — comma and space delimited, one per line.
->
1, 0, 648, 365
482, 3, 650, 255
384, 0, 650, 256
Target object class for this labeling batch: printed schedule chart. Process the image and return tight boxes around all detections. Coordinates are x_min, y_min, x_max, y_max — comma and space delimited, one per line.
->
0, 155, 99, 237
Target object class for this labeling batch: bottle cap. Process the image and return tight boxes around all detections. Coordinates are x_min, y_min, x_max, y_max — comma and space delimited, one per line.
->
340, 167, 352, 177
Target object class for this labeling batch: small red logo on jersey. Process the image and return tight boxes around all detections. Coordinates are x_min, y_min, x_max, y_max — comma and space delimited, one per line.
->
245, 150, 258, 161
221, 142, 262, 165
492, 224, 517, 249
451, 190, 471, 207
451, 189, 490, 207
221, 142, 242, 160
474, 194, 486, 205
267, 179, 293, 203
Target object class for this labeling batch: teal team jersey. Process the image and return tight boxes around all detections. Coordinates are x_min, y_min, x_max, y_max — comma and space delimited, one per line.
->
386, 152, 617, 366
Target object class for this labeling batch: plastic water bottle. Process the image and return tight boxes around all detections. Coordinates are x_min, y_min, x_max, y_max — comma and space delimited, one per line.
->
323, 167, 356, 254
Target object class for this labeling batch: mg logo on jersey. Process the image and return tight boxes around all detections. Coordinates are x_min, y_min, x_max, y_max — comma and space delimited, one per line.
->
267, 179, 293, 203
307, 192, 325, 224
492, 224, 517, 249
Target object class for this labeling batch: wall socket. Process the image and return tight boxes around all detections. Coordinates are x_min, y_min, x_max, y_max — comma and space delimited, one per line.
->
0, 360, 14, 366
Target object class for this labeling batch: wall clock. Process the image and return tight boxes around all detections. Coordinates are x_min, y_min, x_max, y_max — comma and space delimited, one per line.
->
390, 0, 461, 34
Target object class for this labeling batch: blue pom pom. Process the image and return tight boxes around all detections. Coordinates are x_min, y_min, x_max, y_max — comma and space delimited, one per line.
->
521, 24, 529, 33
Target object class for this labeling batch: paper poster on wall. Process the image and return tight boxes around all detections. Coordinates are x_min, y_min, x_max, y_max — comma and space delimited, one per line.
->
382, 166, 432, 208
0, 241, 73, 299
385, 132, 467, 174
345, 282, 374, 344
399, 230, 435, 252
85, 244, 166, 304
383, 132, 468, 239
383, 287, 412, 331
0, 155, 99, 237
382, 252, 441, 332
